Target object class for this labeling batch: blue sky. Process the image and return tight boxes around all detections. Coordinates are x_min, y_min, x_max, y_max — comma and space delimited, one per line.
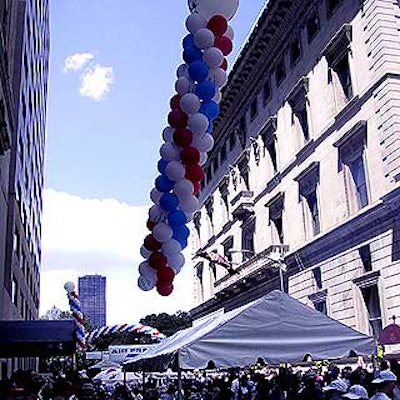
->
41, 0, 266, 323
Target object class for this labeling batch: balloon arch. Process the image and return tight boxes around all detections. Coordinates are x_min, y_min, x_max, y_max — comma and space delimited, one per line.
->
138, 0, 239, 297
86, 323, 166, 343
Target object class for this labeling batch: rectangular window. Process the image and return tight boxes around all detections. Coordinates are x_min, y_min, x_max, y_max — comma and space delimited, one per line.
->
307, 12, 320, 42
242, 220, 255, 261
359, 245, 372, 272
13, 230, 20, 254
315, 301, 327, 315
335, 55, 353, 101
12, 278, 18, 306
305, 190, 320, 236
290, 38, 302, 66
223, 236, 234, 263
263, 79, 271, 103
312, 267, 323, 289
229, 132, 236, 150
276, 58, 286, 85
348, 155, 369, 210
220, 144, 227, 163
250, 97, 258, 121
213, 155, 219, 174
268, 194, 285, 245
361, 285, 382, 338
267, 141, 278, 173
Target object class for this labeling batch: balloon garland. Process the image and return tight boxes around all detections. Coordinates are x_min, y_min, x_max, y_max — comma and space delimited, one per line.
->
138, 0, 239, 296
86, 323, 166, 343
64, 281, 86, 350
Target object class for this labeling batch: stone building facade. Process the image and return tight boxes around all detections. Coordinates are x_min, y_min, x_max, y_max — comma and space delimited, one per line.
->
190, 0, 400, 351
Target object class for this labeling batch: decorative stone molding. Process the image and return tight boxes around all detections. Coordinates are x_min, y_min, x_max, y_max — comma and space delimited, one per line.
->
260, 116, 278, 146
322, 23, 352, 65
353, 271, 380, 289
229, 164, 240, 190
308, 289, 327, 304
334, 120, 367, 163
250, 137, 261, 165
295, 161, 320, 196
287, 76, 310, 108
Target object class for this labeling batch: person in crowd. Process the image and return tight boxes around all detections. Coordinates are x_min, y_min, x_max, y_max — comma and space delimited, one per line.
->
341, 384, 369, 399
298, 370, 325, 400
322, 378, 348, 400
370, 370, 398, 400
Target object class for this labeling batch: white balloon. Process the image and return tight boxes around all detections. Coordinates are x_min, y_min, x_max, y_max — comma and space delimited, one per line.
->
194, 28, 215, 50
153, 222, 173, 243
193, 0, 239, 21
203, 47, 224, 68
139, 261, 156, 281
138, 276, 155, 291
167, 252, 185, 269
165, 160, 186, 182
150, 188, 162, 205
199, 152, 208, 165
180, 93, 201, 115
208, 67, 227, 88
149, 205, 164, 223
174, 179, 194, 198
188, 113, 209, 134
179, 195, 200, 214
64, 281, 75, 293
140, 245, 152, 259
175, 77, 191, 96
192, 133, 214, 152
177, 64, 189, 78
162, 239, 182, 257
160, 142, 181, 161
185, 12, 207, 34
225, 25, 235, 40
213, 90, 222, 104
162, 127, 174, 142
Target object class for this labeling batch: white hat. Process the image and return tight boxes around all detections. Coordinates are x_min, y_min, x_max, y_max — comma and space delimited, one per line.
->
342, 385, 369, 399
322, 379, 348, 393
372, 369, 398, 384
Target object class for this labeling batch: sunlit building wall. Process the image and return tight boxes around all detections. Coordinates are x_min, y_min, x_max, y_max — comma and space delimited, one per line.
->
190, 0, 400, 351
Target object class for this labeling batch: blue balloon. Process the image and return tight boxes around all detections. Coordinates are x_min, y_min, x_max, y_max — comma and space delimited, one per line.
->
179, 238, 188, 250
188, 61, 209, 83
168, 210, 187, 227
183, 47, 203, 64
195, 80, 216, 102
160, 193, 179, 212
155, 175, 174, 193
157, 159, 168, 175
199, 101, 220, 121
182, 34, 195, 49
172, 225, 190, 242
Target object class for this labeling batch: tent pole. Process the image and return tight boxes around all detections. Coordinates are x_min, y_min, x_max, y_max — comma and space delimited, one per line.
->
177, 368, 183, 400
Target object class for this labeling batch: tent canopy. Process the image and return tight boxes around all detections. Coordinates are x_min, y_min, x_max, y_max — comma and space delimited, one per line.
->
0, 320, 76, 357
123, 291, 375, 371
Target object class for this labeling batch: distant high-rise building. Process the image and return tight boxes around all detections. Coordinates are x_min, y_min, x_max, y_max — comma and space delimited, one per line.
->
0, 0, 50, 377
79, 275, 106, 329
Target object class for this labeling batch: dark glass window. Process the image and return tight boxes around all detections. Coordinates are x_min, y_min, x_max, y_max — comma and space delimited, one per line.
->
361, 285, 382, 338
349, 156, 368, 209
328, 0, 342, 14
296, 105, 310, 142
242, 221, 255, 261
272, 216, 284, 244
306, 191, 320, 235
307, 12, 320, 42
315, 301, 327, 315
276, 59, 286, 85
229, 132, 236, 150
263, 79, 271, 103
267, 140, 278, 173
335, 55, 353, 101
290, 38, 302, 65
223, 236, 234, 262
250, 97, 258, 120
312, 267, 323, 289
359, 245, 372, 272
213, 155, 219, 174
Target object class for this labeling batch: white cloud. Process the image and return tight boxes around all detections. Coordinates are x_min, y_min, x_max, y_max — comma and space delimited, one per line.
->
79, 64, 114, 101
64, 52, 94, 72
40, 189, 194, 326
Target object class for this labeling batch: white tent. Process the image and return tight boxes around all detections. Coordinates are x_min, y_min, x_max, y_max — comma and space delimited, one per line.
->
123, 291, 375, 371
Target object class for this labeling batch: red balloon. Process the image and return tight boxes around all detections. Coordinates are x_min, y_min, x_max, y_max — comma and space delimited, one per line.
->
148, 251, 167, 270
173, 128, 193, 148
168, 109, 188, 129
193, 181, 201, 195
220, 58, 228, 71
185, 164, 204, 182
157, 266, 176, 283
214, 36, 233, 56
170, 94, 181, 110
180, 147, 200, 165
146, 219, 156, 231
156, 282, 174, 296
144, 235, 162, 252
207, 15, 228, 37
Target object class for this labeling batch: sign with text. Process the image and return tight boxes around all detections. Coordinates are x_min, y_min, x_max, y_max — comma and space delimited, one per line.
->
108, 345, 152, 363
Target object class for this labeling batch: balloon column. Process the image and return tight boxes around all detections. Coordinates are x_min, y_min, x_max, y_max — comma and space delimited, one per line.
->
138, 0, 239, 296
64, 281, 86, 350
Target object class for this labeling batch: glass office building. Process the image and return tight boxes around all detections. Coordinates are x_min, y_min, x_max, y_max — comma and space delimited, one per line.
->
79, 275, 107, 329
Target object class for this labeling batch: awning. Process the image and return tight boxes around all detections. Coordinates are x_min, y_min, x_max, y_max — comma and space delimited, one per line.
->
0, 320, 76, 357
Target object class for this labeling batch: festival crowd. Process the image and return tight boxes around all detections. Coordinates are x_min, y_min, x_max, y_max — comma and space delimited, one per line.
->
0, 360, 399, 400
